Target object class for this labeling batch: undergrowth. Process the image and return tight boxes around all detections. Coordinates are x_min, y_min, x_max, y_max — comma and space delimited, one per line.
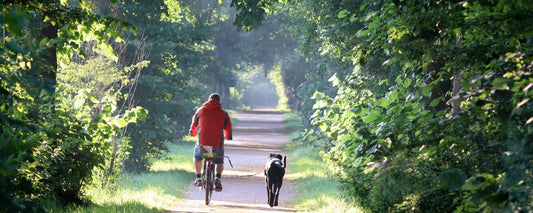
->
47, 141, 196, 212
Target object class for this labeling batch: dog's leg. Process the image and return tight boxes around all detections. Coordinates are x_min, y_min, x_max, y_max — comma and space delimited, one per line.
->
270, 183, 276, 207
266, 177, 271, 206
269, 180, 276, 207
276, 177, 283, 206
273, 182, 278, 207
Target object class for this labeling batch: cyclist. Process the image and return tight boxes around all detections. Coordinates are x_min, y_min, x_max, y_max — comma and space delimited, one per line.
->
189, 93, 232, 191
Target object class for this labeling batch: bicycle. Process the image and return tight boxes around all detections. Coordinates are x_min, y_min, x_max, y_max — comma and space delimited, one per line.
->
198, 146, 233, 205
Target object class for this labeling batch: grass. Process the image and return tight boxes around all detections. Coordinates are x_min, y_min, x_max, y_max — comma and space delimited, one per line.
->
49, 141, 196, 213
52, 202, 161, 213
282, 112, 303, 135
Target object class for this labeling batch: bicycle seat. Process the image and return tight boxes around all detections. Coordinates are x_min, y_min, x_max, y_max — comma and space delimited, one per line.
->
202, 152, 217, 158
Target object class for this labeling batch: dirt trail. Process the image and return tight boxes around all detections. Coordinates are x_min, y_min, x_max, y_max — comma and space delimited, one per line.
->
167, 109, 297, 213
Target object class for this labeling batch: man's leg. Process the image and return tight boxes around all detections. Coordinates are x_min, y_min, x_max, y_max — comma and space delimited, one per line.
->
215, 144, 224, 177
216, 163, 224, 176
193, 145, 203, 186
214, 163, 224, 191
214, 145, 224, 191
195, 159, 202, 175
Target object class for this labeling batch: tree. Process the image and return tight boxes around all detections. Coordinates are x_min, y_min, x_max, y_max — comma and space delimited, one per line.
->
110, 0, 234, 172
231, 0, 533, 211
1, 0, 144, 209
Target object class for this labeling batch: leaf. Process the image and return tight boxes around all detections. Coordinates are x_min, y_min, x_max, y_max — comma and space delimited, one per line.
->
102, 105, 112, 114
338, 9, 349, 19
4, 10, 27, 36
423, 86, 432, 97
462, 174, 497, 191
135, 107, 149, 121
115, 117, 129, 128
39, 38, 48, 46
395, 74, 404, 85
377, 98, 390, 108
403, 78, 412, 88
363, 110, 380, 123
491, 77, 509, 90
429, 97, 442, 107
329, 73, 339, 86
360, 2, 369, 11
387, 90, 399, 103
83, 90, 98, 103
319, 123, 329, 132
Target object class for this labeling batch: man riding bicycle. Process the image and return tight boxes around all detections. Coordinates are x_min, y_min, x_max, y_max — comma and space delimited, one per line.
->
189, 93, 232, 191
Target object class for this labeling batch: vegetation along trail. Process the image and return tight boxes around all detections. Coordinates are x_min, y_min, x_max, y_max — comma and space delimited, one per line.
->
167, 109, 297, 212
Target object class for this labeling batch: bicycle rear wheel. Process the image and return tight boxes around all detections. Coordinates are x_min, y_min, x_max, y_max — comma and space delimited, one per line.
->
205, 162, 214, 205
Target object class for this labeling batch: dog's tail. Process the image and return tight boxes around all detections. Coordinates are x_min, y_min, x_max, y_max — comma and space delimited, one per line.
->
283, 156, 286, 169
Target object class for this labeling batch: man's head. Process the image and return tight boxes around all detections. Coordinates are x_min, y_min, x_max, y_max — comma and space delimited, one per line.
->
209, 93, 220, 102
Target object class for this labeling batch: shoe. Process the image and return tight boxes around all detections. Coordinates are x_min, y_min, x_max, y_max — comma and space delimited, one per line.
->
214, 178, 222, 191
193, 178, 202, 186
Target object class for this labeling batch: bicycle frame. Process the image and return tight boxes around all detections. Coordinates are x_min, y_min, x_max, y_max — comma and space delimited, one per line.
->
201, 147, 217, 205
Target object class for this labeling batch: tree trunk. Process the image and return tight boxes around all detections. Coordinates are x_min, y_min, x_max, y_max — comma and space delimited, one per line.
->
106, 133, 117, 185
40, 23, 58, 85
452, 35, 464, 113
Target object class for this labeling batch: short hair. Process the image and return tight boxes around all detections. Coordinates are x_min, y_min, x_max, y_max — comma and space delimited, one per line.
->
209, 93, 220, 102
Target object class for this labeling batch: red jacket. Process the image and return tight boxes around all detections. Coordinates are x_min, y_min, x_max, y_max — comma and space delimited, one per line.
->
189, 99, 232, 147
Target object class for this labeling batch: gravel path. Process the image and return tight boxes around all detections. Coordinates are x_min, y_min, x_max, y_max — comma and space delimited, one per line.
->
166, 110, 297, 213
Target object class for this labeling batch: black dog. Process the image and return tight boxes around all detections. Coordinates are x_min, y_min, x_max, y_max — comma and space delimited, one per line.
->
264, 153, 286, 207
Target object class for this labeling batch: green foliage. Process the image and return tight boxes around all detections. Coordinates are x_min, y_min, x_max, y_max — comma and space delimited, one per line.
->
58, 56, 149, 186
237, 0, 533, 212
1, 85, 146, 209
1, 0, 147, 210
268, 65, 289, 110
231, 0, 267, 31
34, 104, 105, 205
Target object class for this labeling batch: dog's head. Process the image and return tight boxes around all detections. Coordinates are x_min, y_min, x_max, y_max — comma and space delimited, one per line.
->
269, 153, 283, 161
268, 153, 286, 169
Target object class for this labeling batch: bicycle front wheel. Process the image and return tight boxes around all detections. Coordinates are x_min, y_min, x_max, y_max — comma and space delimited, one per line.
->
205, 163, 214, 205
